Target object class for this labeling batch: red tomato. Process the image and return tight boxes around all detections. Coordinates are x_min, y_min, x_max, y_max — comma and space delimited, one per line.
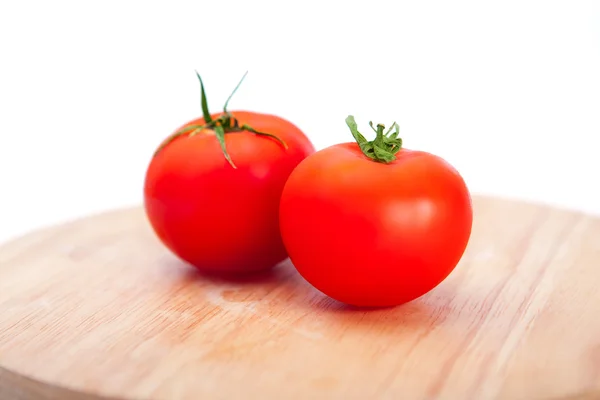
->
279, 116, 472, 307
144, 73, 315, 274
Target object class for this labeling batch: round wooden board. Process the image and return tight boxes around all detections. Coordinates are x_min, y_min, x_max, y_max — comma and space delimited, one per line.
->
1, 196, 600, 400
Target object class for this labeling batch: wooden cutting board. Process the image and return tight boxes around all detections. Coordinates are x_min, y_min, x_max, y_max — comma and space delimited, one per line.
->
1, 196, 599, 400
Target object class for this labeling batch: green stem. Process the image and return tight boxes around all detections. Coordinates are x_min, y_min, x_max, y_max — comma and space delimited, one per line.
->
224, 71, 248, 113
196, 70, 212, 124
153, 72, 288, 169
345, 115, 402, 163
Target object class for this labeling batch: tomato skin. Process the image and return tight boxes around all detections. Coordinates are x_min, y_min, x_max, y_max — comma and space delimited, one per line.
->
279, 142, 473, 307
144, 110, 315, 274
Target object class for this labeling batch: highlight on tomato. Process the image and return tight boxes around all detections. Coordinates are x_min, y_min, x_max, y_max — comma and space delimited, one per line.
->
144, 72, 315, 274
279, 115, 473, 307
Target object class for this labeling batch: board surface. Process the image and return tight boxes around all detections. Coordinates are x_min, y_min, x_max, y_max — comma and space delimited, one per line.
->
1, 196, 600, 400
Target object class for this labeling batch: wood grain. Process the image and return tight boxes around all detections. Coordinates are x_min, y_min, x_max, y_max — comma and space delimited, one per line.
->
1, 196, 600, 400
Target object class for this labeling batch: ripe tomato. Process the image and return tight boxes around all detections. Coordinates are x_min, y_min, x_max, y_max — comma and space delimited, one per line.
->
144, 72, 315, 274
279, 116, 472, 307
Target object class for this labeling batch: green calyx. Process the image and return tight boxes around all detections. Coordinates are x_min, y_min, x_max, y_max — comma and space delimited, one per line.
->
154, 71, 288, 169
345, 115, 402, 163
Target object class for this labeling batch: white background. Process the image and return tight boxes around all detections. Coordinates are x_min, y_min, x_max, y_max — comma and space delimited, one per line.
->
1, 0, 599, 243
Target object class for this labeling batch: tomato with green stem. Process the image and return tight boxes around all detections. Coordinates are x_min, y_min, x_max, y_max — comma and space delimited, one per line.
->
144, 72, 315, 274
279, 116, 473, 307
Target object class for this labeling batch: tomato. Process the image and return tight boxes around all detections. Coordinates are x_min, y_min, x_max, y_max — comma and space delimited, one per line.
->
279, 116, 472, 307
144, 72, 315, 274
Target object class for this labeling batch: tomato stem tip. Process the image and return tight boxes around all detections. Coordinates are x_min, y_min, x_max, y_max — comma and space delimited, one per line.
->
345, 115, 402, 163
153, 72, 288, 167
